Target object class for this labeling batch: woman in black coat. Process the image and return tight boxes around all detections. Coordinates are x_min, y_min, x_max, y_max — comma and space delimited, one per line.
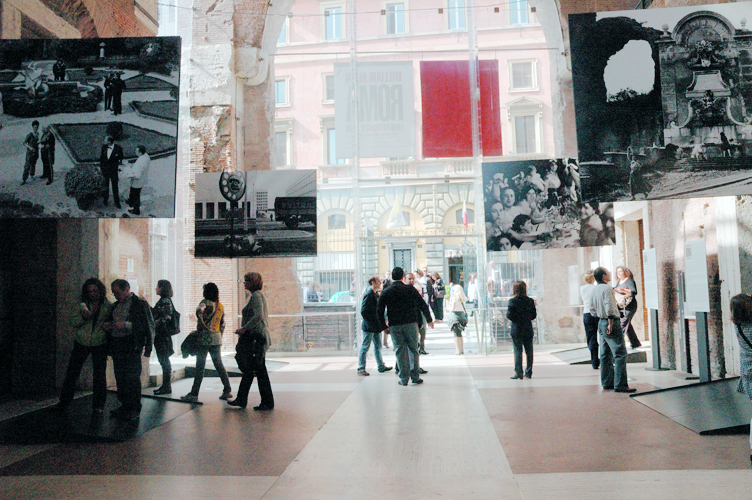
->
507, 280, 537, 380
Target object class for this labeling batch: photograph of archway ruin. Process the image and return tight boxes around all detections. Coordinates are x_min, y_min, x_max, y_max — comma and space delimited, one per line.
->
571, 3, 752, 202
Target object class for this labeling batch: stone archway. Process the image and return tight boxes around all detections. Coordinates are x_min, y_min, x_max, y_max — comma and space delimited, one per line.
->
568, 13, 663, 162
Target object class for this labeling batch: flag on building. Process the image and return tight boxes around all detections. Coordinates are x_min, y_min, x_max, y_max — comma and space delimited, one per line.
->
386, 197, 408, 228
462, 199, 468, 229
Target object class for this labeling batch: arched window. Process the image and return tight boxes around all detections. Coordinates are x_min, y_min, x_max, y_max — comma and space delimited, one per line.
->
328, 214, 346, 229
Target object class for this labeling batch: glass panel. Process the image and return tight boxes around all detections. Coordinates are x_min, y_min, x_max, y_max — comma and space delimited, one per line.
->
278, 19, 287, 44
275, 131, 288, 167
275, 80, 286, 104
195, 203, 203, 220
326, 7, 343, 40
510, 0, 528, 25
515, 115, 536, 153
512, 62, 533, 89
325, 74, 335, 101
386, 4, 404, 35
448, 0, 465, 30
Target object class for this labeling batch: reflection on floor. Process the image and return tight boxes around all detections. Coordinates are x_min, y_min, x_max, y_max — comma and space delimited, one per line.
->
1, 323, 751, 499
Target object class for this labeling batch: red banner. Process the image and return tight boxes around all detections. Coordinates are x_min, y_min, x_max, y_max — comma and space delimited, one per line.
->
420, 60, 502, 158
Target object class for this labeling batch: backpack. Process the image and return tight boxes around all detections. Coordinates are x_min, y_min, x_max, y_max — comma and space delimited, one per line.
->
171, 305, 181, 335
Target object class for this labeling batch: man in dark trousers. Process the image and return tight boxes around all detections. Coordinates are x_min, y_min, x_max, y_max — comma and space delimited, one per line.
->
100, 135, 124, 208
21, 120, 39, 185
52, 60, 66, 81
357, 276, 392, 376
111, 73, 126, 115
377, 267, 433, 386
104, 72, 114, 110
103, 279, 154, 420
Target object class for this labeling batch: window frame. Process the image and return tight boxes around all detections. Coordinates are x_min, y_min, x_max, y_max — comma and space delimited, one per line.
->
506, 97, 544, 156
321, 2, 346, 41
446, 0, 465, 31
509, 0, 529, 26
278, 15, 289, 45
322, 73, 335, 104
275, 77, 291, 107
275, 118, 293, 169
321, 116, 346, 166
508, 59, 538, 92
382, 1, 408, 36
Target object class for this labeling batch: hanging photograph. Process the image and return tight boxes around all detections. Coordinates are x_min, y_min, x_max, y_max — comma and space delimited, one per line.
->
0, 37, 180, 218
483, 159, 615, 250
194, 170, 317, 258
571, 3, 752, 202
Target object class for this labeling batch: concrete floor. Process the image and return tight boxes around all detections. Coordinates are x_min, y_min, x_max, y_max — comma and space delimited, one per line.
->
1, 323, 751, 499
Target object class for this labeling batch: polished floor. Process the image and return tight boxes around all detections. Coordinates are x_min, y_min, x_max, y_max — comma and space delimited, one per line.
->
1, 324, 751, 499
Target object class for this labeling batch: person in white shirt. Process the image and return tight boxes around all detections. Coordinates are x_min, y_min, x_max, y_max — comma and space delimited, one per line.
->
580, 270, 599, 370
589, 267, 635, 393
124, 145, 150, 215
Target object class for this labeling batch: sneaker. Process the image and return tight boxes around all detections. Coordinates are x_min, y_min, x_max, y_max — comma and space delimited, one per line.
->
219, 390, 233, 400
418, 368, 428, 374
412, 378, 424, 385
357, 370, 370, 376
180, 393, 199, 402
378, 366, 393, 373
398, 380, 408, 386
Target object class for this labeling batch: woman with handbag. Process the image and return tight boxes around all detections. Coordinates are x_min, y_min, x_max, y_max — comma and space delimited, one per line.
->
180, 282, 232, 403
507, 280, 537, 380
730, 294, 752, 462
152, 279, 179, 395
227, 272, 274, 411
447, 283, 468, 355
613, 266, 642, 349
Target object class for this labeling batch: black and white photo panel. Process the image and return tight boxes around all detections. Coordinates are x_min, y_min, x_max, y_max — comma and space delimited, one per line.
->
195, 170, 317, 258
571, 2, 752, 202
482, 159, 614, 251
0, 37, 180, 218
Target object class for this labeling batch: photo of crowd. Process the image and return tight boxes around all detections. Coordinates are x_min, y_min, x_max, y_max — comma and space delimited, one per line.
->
483, 159, 615, 251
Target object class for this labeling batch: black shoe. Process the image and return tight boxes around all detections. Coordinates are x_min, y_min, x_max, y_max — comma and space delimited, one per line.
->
398, 380, 408, 386
378, 366, 393, 373
128, 208, 140, 215
153, 386, 172, 395
115, 204, 122, 209
412, 378, 424, 385
46, 180, 52, 185
419, 349, 428, 355
253, 405, 273, 411
524, 374, 532, 379
511, 375, 523, 380
112, 409, 140, 420
227, 400, 247, 409
51, 402, 69, 412
615, 387, 637, 393
418, 368, 428, 374
602, 385, 614, 390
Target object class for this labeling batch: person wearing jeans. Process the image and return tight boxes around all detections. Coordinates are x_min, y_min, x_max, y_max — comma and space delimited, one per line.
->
357, 276, 392, 376
181, 283, 232, 403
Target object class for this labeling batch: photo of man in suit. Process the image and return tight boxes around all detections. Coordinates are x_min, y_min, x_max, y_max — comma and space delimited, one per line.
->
21, 120, 39, 185
100, 135, 124, 209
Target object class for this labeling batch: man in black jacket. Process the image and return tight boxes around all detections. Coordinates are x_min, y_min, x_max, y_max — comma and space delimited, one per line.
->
104, 279, 155, 420
357, 276, 392, 376
377, 267, 433, 386
100, 136, 124, 208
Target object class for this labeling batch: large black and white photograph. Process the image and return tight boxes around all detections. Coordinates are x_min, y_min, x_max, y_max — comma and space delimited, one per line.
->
0, 37, 180, 217
195, 170, 316, 258
571, 3, 752, 202
483, 159, 615, 251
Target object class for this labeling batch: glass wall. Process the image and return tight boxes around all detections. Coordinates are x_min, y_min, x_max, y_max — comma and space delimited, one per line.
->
271, 0, 596, 351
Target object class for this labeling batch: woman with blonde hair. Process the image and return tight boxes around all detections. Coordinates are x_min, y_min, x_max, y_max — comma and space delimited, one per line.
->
447, 283, 468, 355
507, 280, 537, 379
228, 272, 274, 410
614, 266, 642, 349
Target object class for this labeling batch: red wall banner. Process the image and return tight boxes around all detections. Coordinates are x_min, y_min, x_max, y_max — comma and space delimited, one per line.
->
420, 60, 502, 158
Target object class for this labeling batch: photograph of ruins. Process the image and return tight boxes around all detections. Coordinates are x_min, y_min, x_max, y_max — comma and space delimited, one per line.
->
571, 3, 752, 202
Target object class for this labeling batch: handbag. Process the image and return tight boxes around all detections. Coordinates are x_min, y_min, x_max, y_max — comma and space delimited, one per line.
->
615, 291, 633, 309
737, 324, 752, 350
180, 330, 200, 358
